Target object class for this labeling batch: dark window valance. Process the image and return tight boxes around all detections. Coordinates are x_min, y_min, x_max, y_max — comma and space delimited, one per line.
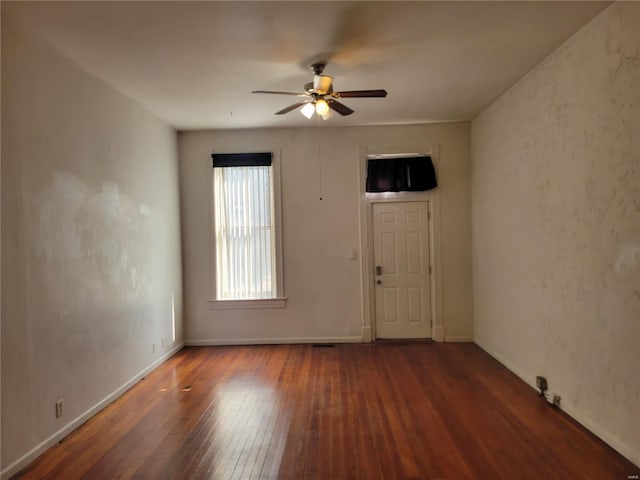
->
366, 155, 437, 192
212, 152, 272, 168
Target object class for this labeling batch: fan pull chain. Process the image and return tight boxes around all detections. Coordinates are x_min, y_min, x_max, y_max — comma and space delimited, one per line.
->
317, 117, 323, 201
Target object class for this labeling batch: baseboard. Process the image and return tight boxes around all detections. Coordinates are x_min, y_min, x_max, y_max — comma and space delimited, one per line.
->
361, 326, 372, 342
444, 335, 474, 342
473, 337, 538, 391
185, 335, 363, 346
1, 343, 184, 480
474, 337, 640, 468
432, 325, 445, 342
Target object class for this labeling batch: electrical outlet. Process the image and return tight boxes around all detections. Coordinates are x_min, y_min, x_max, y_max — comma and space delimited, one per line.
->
55, 399, 63, 419
152, 343, 156, 353
551, 393, 561, 407
536, 376, 548, 393
544, 391, 561, 407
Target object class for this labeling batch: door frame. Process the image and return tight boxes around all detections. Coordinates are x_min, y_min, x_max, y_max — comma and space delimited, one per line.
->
357, 145, 444, 342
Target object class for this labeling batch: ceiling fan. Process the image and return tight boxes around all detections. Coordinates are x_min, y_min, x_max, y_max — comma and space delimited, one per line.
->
252, 62, 387, 120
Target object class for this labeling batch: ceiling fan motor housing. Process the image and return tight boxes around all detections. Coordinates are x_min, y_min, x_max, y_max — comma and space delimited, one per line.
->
313, 75, 333, 94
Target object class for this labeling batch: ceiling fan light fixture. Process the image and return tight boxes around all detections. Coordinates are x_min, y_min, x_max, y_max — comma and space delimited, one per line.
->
300, 102, 315, 119
320, 109, 332, 121
315, 98, 330, 116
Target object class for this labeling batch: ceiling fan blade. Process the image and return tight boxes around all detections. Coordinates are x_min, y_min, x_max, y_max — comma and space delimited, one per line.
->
327, 99, 354, 116
275, 101, 308, 115
334, 89, 388, 98
252, 90, 307, 96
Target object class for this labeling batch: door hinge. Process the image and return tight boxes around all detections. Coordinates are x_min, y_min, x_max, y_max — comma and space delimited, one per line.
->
429, 266, 432, 274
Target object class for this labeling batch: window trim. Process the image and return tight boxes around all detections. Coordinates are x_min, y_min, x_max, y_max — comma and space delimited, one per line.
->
207, 149, 286, 309
208, 297, 287, 310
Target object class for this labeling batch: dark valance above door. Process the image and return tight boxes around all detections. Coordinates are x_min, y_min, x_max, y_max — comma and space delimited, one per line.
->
366, 155, 437, 192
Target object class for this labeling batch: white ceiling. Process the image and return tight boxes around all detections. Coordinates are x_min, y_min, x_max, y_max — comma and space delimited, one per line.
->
3, 1, 610, 130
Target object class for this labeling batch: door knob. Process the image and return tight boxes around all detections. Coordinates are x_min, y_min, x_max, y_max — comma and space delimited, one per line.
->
376, 279, 382, 284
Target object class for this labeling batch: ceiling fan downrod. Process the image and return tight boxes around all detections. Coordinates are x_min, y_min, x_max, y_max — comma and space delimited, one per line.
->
311, 62, 326, 75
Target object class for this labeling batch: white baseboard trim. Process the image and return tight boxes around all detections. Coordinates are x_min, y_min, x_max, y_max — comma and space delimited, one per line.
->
474, 337, 640, 468
433, 325, 445, 342
185, 336, 363, 346
444, 335, 474, 342
473, 337, 538, 390
361, 326, 372, 342
1, 343, 184, 480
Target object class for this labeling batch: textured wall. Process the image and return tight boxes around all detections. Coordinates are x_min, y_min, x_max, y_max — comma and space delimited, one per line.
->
472, 2, 639, 464
1, 16, 183, 473
179, 122, 472, 344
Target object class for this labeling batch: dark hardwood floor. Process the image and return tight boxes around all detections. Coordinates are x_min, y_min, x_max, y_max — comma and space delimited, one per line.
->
13, 343, 638, 479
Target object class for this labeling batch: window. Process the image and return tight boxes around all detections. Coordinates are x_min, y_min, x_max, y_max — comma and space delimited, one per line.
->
210, 152, 285, 308
214, 164, 274, 299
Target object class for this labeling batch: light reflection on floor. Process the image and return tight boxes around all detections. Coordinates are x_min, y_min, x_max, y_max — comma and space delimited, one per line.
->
197, 376, 291, 479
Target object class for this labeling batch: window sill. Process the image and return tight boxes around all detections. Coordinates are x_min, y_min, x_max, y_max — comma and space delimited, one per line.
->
208, 297, 287, 310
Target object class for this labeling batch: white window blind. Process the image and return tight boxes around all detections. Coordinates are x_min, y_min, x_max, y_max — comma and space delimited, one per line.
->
213, 165, 276, 299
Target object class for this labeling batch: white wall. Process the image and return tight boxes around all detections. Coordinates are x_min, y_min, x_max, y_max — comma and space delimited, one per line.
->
1, 16, 184, 476
179, 123, 472, 344
472, 2, 639, 465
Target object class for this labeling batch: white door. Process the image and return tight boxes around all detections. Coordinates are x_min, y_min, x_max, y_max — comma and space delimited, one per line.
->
373, 202, 431, 339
